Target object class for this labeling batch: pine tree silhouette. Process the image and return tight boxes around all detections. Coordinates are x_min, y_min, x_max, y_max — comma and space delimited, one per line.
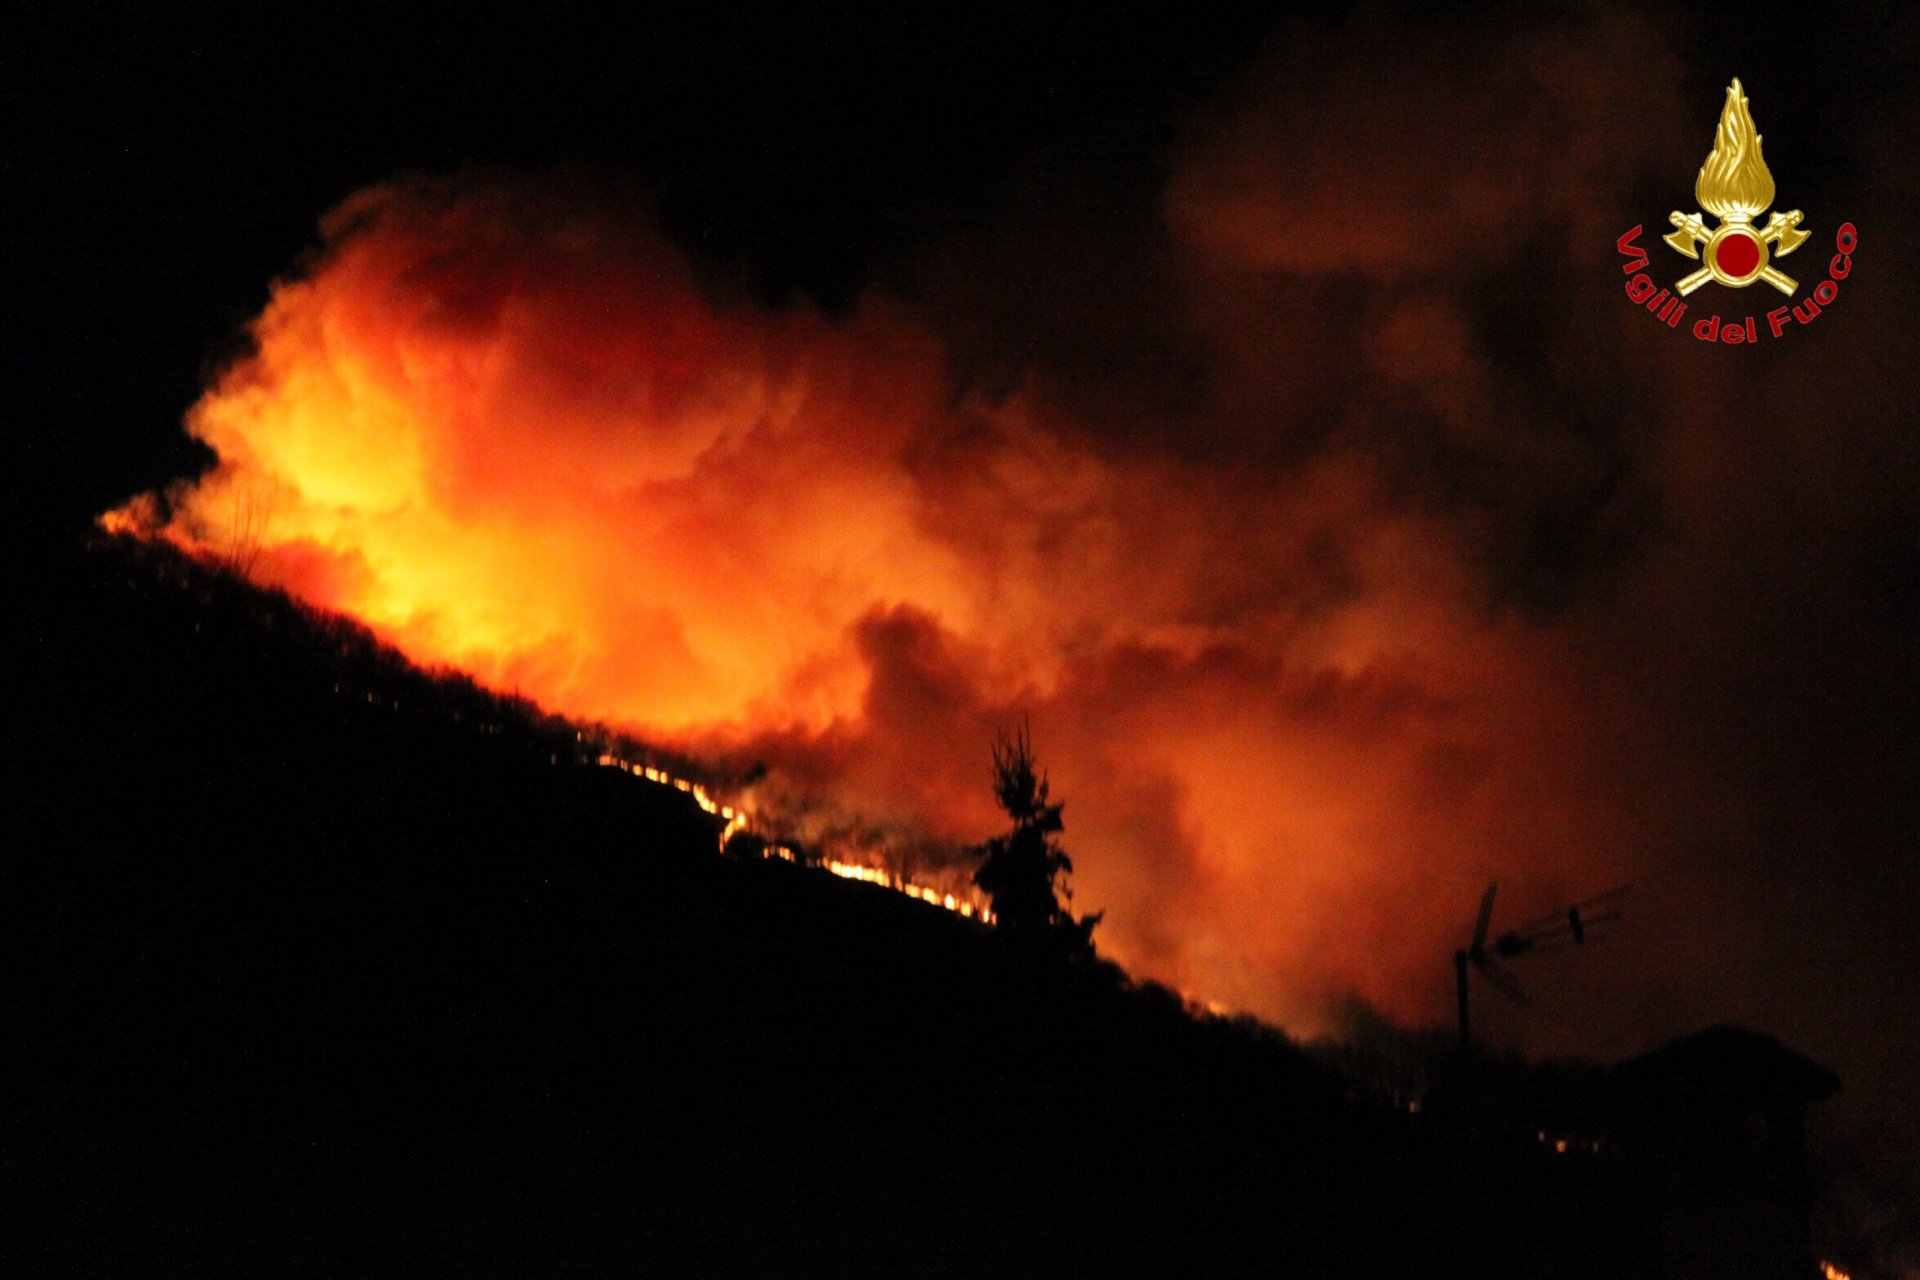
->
973, 723, 1099, 959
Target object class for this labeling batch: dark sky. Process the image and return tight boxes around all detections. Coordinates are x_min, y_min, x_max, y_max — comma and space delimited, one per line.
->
19, 2, 1907, 505
18, 3, 1274, 520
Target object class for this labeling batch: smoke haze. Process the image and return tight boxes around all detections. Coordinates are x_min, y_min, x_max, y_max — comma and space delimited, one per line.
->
113, 12, 1918, 1237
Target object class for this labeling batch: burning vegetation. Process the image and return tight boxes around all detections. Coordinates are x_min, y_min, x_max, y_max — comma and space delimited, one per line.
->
103, 173, 1663, 1040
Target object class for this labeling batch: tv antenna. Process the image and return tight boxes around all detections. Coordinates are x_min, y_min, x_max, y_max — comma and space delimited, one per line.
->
1453, 882, 1629, 1054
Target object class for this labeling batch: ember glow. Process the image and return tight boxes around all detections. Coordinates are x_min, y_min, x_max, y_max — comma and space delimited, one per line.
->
592, 746, 993, 921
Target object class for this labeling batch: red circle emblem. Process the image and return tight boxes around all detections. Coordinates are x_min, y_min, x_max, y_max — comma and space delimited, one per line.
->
1713, 228, 1761, 278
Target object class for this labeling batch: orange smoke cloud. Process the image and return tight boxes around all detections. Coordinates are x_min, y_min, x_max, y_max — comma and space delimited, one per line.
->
108, 171, 1671, 1037
162, 181, 984, 735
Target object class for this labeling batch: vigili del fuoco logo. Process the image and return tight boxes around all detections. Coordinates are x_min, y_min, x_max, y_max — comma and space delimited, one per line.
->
1617, 78, 1857, 344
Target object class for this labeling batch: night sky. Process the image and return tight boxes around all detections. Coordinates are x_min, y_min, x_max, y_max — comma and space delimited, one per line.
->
18, 0, 1920, 1260
20, 4, 1267, 516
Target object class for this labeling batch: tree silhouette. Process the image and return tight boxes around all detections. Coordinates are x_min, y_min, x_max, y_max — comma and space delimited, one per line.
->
973, 723, 1100, 959
217, 475, 285, 576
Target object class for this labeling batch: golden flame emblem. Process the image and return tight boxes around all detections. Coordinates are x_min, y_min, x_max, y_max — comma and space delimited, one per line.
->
1663, 79, 1810, 295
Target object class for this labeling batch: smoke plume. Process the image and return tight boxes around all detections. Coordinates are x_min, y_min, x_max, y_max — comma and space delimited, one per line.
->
113, 14, 1917, 1200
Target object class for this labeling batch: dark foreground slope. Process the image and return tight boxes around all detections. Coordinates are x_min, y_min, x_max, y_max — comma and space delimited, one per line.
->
12, 532, 1641, 1278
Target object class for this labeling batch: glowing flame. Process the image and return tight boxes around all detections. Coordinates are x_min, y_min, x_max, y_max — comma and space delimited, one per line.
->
823, 858, 992, 920
592, 748, 991, 921
1696, 78, 1777, 222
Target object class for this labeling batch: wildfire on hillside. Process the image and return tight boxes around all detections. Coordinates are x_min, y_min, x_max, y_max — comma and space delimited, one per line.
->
73, 9, 1920, 1271
101, 170, 1664, 1039
99, 41, 1917, 1096
592, 747, 993, 922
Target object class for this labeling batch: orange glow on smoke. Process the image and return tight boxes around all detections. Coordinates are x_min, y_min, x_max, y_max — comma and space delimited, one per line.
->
107, 176, 1647, 1036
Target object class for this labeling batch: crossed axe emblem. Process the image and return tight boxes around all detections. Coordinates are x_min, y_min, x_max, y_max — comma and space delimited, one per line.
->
1664, 208, 1810, 296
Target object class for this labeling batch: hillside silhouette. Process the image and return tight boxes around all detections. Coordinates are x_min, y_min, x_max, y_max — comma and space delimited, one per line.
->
12, 529, 1807, 1278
